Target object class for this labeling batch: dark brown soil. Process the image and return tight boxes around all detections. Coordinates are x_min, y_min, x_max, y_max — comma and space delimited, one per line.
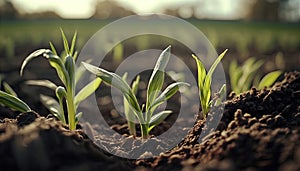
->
0, 71, 299, 171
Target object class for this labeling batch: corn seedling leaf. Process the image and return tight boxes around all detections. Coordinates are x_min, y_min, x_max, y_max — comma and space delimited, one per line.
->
132, 75, 140, 95
26, 80, 58, 90
64, 55, 76, 89
206, 49, 227, 80
49, 41, 58, 56
46, 53, 69, 86
238, 58, 264, 93
258, 70, 282, 89
70, 31, 77, 58
75, 77, 102, 107
3, 82, 17, 97
20, 49, 52, 76
202, 52, 227, 107
146, 46, 171, 109
0, 90, 31, 112
75, 112, 82, 124
213, 84, 227, 106
60, 28, 70, 55
122, 73, 139, 135
40, 94, 64, 121
82, 62, 141, 113
150, 82, 189, 112
75, 60, 91, 84
149, 110, 172, 131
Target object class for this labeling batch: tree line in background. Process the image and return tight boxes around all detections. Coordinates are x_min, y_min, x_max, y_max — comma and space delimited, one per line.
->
0, 0, 299, 22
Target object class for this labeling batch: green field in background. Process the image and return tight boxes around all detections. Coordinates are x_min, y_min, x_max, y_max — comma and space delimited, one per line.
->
0, 19, 300, 59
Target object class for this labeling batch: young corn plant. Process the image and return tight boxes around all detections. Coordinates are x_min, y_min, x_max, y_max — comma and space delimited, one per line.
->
229, 57, 282, 94
192, 50, 227, 119
20, 29, 101, 130
83, 46, 189, 139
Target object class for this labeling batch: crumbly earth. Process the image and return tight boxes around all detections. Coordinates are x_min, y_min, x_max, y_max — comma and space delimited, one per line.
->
0, 71, 299, 171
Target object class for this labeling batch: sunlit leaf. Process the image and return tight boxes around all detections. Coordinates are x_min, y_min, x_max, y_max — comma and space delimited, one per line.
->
82, 62, 141, 113
75, 112, 82, 124
75, 77, 102, 107
0, 90, 31, 112
3, 82, 17, 97
40, 94, 63, 121
49, 41, 58, 56
146, 46, 171, 108
258, 70, 282, 89
150, 82, 189, 112
70, 31, 77, 57
60, 28, 70, 55
46, 53, 69, 86
149, 110, 172, 131
26, 80, 58, 90
20, 49, 51, 76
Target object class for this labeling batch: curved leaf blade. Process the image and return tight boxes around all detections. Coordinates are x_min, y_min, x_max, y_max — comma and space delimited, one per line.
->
258, 70, 282, 89
82, 62, 141, 113
150, 82, 189, 112
25, 80, 58, 90
0, 90, 31, 112
75, 77, 102, 107
40, 94, 63, 121
20, 49, 52, 76
3, 82, 17, 97
149, 110, 172, 131
146, 46, 171, 108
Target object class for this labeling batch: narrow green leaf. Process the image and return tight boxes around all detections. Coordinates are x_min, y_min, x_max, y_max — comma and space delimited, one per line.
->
150, 82, 189, 112
40, 94, 63, 121
82, 62, 141, 113
64, 55, 76, 89
20, 49, 52, 76
60, 28, 70, 55
192, 54, 206, 95
149, 110, 172, 131
3, 82, 17, 97
206, 49, 227, 80
229, 60, 242, 93
258, 70, 282, 89
0, 90, 31, 112
146, 46, 171, 108
75, 60, 91, 84
25, 80, 58, 90
75, 112, 83, 124
213, 84, 227, 106
132, 75, 140, 95
70, 31, 77, 57
238, 58, 263, 92
73, 51, 78, 61
49, 41, 58, 56
75, 77, 102, 107
46, 53, 69, 86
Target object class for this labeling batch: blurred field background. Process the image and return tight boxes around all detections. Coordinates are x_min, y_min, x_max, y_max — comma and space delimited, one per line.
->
0, 0, 299, 112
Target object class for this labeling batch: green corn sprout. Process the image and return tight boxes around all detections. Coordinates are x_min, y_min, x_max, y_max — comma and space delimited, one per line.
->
192, 50, 227, 118
20, 29, 101, 130
83, 46, 189, 139
229, 57, 282, 94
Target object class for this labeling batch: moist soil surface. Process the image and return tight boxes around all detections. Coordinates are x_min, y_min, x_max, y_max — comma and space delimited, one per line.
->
0, 71, 299, 171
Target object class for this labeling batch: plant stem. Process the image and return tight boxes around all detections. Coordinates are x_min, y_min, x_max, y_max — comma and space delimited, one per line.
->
66, 95, 76, 130
128, 121, 136, 136
58, 99, 66, 124
66, 84, 76, 130
141, 124, 149, 139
